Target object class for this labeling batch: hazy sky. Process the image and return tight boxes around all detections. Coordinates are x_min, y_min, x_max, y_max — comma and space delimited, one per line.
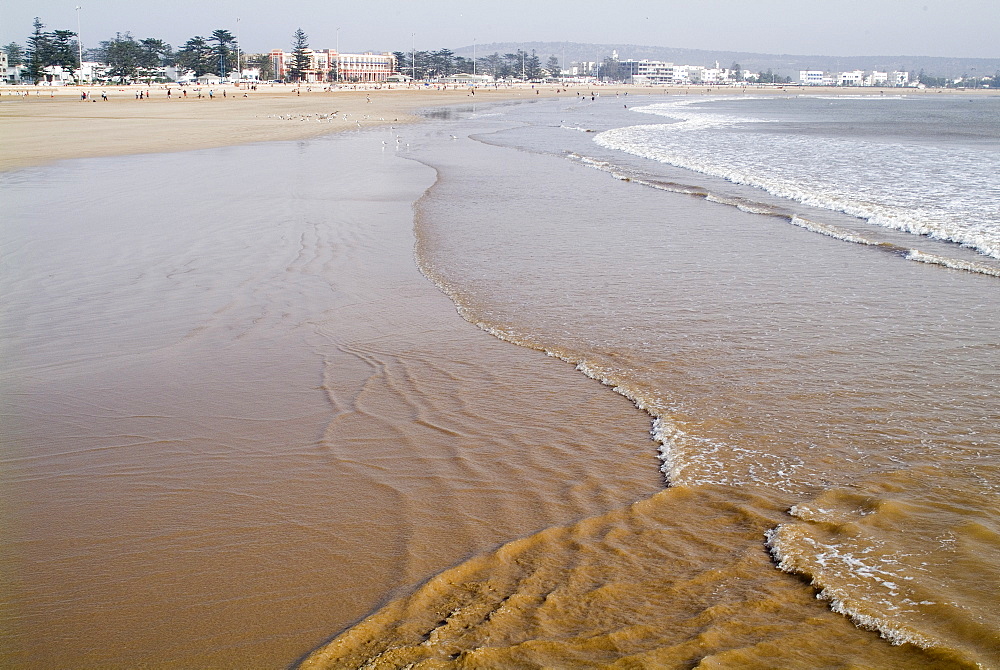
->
2, 0, 998, 59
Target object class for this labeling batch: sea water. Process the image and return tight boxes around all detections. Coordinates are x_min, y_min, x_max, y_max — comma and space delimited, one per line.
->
598, 95, 1000, 261
303, 93, 999, 668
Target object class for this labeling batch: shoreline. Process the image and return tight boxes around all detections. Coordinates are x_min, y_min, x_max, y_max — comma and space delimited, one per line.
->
2, 82, 995, 173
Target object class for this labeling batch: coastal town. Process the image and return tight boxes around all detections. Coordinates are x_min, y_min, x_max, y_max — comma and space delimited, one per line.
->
0, 44, 929, 89
3, 21, 991, 90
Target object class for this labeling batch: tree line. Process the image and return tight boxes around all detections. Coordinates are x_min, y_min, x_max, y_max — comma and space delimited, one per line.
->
7, 19, 997, 87
5, 18, 81, 83
3, 17, 274, 84
392, 48, 561, 81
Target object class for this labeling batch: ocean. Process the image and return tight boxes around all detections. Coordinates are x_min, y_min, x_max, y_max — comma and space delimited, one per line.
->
2, 92, 998, 668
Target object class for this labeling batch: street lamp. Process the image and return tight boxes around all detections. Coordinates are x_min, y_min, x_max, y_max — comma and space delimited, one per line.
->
336, 27, 340, 83
235, 17, 241, 84
75, 5, 84, 84
411, 33, 415, 81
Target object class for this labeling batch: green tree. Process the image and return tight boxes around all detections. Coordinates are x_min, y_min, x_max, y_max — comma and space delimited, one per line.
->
481, 52, 502, 80
209, 29, 235, 77
730, 61, 742, 82
501, 52, 519, 79
177, 36, 213, 77
25, 18, 51, 83
414, 51, 432, 79
392, 50, 408, 76
600, 54, 623, 82
4, 42, 25, 66
49, 30, 79, 73
99, 33, 142, 83
524, 50, 542, 80
429, 48, 454, 78
139, 38, 171, 67
290, 28, 309, 81
917, 69, 948, 88
545, 54, 561, 78
137, 38, 171, 81
755, 68, 777, 83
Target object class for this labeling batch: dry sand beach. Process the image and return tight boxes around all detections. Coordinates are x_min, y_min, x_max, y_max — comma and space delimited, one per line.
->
2, 83, 987, 172
0, 83, 571, 171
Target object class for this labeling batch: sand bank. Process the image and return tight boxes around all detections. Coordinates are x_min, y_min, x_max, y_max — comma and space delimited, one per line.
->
0, 83, 589, 172
3, 82, 991, 173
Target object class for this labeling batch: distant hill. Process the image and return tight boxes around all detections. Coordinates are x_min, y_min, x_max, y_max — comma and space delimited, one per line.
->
453, 41, 1000, 79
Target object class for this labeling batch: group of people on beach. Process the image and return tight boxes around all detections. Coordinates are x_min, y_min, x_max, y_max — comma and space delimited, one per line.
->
78, 90, 108, 101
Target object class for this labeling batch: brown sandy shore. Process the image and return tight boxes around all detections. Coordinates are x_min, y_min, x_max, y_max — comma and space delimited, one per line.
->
3, 82, 995, 173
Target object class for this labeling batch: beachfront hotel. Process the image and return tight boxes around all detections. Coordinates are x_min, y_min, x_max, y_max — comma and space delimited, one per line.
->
799, 69, 910, 86
268, 49, 397, 83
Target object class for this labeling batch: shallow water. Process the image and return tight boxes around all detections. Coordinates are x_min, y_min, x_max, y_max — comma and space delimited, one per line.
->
0, 132, 660, 667
304, 96, 999, 668
3, 94, 998, 669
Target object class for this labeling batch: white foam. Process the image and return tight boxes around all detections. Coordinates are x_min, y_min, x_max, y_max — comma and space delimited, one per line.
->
599, 99, 1000, 261
766, 525, 940, 650
789, 216, 882, 246
905, 249, 1000, 277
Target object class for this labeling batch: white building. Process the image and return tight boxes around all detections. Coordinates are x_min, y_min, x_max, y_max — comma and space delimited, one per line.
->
0, 52, 17, 83
623, 60, 693, 85
688, 65, 729, 84
799, 70, 826, 85
801, 69, 909, 87
838, 70, 865, 86
39, 65, 76, 85
865, 71, 888, 86
565, 61, 596, 77
440, 73, 492, 85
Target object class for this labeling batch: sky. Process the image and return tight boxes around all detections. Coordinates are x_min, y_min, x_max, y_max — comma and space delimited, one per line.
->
2, 0, 999, 59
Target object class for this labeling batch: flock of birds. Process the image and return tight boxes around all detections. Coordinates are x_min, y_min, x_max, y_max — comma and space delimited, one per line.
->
254, 110, 462, 150
257, 110, 373, 126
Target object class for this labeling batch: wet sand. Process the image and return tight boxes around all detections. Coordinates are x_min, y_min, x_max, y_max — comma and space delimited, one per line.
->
3, 83, 995, 668
1, 101, 664, 667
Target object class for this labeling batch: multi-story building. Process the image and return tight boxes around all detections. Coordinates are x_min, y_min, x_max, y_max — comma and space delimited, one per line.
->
336, 52, 398, 82
838, 70, 865, 86
866, 71, 889, 86
687, 65, 728, 84
622, 60, 691, 85
799, 70, 827, 85
801, 69, 910, 87
269, 48, 396, 82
